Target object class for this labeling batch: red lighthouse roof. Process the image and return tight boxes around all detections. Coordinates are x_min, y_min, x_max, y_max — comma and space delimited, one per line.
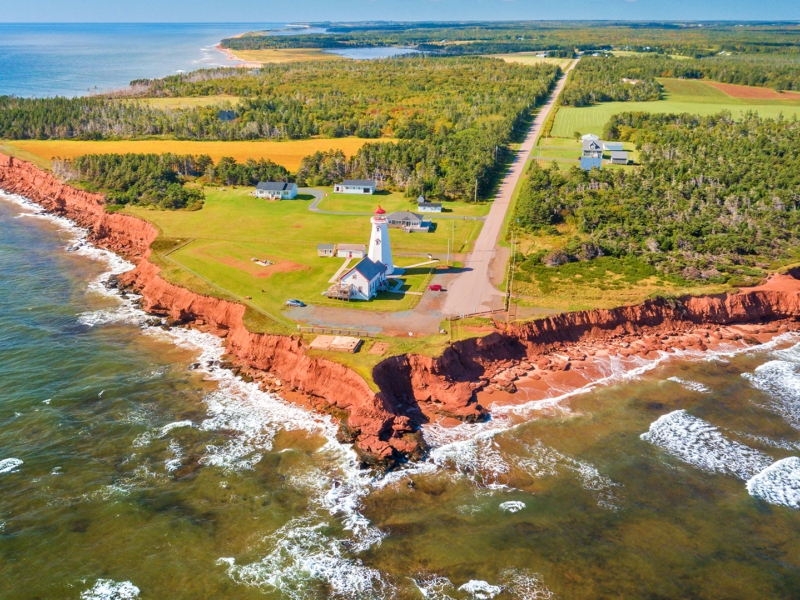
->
374, 206, 386, 215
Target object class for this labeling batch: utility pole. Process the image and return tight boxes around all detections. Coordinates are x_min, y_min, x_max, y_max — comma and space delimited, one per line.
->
446, 237, 450, 267
474, 178, 478, 203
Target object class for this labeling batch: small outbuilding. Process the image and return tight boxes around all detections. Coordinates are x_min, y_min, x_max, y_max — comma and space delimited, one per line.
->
580, 157, 602, 171
218, 110, 237, 122
256, 182, 298, 200
337, 243, 366, 259
317, 243, 336, 257
581, 133, 600, 142
336, 258, 388, 301
334, 180, 377, 195
603, 141, 624, 152
610, 151, 630, 165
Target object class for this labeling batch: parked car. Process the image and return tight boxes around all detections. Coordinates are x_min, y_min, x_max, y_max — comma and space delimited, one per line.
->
428, 284, 443, 292
286, 299, 306, 307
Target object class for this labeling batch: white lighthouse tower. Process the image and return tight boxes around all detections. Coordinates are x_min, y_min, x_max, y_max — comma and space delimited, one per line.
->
368, 206, 394, 275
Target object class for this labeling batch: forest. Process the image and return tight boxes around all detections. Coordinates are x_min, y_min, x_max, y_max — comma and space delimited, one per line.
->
1, 57, 559, 201
224, 22, 800, 57
53, 154, 290, 210
561, 55, 800, 106
514, 112, 800, 282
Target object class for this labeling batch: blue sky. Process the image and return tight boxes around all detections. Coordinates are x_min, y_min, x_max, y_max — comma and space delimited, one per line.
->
3, 0, 798, 23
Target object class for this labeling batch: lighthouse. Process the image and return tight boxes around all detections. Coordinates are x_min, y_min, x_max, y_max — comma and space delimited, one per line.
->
368, 206, 394, 275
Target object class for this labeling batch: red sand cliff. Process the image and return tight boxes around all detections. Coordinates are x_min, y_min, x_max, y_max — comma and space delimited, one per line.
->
4, 153, 800, 466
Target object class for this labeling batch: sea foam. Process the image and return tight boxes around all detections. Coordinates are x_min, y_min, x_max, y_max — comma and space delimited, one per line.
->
80, 579, 140, 600
641, 410, 773, 480
0, 458, 23, 474
742, 358, 800, 430
746, 457, 800, 508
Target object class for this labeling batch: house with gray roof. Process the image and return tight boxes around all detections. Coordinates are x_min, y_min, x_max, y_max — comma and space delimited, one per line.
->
610, 150, 629, 165
317, 243, 336, 257
334, 180, 377, 195
386, 211, 431, 232
256, 181, 298, 200
582, 139, 604, 159
337, 257, 388, 300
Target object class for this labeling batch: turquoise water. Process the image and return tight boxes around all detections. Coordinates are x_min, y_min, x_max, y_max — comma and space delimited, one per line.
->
0, 23, 285, 98
1, 190, 800, 599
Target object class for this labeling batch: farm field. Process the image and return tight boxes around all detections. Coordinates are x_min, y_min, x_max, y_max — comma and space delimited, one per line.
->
551, 77, 800, 137
227, 48, 346, 64
490, 53, 573, 69
125, 187, 483, 320
4, 138, 387, 171
137, 95, 241, 109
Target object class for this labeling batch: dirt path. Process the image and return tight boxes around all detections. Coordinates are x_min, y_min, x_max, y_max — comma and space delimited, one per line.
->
441, 59, 578, 317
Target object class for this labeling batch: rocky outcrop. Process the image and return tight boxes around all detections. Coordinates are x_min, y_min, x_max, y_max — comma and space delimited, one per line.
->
4, 153, 800, 469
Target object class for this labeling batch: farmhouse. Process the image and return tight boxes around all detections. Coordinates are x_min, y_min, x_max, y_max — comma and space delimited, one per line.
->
334, 179, 377, 195
332, 257, 388, 301
255, 182, 298, 200
337, 243, 366, 259
317, 243, 336, 257
582, 138, 604, 158
386, 211, 431, 233
610, 150, 630, 165
580, 157, 602, 171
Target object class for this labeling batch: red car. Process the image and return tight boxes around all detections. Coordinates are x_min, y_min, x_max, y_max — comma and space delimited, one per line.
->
428, 284, 443, 292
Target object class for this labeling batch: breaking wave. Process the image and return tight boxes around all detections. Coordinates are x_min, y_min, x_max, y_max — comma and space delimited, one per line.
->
747, 457, 800, 509
641, 410, 773, 480
742, 357, 800, 430
80, 580, 140, 600
0, 458, 23, 474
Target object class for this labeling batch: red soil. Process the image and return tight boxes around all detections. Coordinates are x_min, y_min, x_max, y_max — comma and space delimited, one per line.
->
705, 81, 800, 100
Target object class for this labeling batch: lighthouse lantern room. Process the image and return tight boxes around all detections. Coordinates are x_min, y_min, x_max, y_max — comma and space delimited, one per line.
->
368, 206, 394, 275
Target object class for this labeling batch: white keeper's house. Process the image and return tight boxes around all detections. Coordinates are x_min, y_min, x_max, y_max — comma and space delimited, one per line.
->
338, 258, 388, 301
255, 182, 298, 200
334, 179, 377, 195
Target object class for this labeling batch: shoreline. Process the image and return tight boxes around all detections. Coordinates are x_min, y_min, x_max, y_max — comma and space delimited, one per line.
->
3, 152, 800, 469
214, 44, 263, 69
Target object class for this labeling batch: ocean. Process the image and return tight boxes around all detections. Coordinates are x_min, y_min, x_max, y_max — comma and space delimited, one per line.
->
1, 22, 800, 599
2, 190, 800, 599
0, 23, 286, 98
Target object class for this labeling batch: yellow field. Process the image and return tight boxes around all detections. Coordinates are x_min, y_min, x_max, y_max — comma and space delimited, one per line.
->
490, 53, 573, 69
5, 138, 392, 171
138, 95, 241, 109
229, 48, 346, 64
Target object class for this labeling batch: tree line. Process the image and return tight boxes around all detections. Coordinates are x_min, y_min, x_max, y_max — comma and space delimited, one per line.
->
54, 153, 289, 210
562, 55, 800, 106
223, 22, 800, 58
514, 112, 800, 281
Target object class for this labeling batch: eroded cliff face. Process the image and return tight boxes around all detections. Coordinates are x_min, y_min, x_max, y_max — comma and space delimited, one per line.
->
4, 153, 800, 469
0, 154, 419, 464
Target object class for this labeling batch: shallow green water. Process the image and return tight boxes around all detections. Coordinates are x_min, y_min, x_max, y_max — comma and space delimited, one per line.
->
1, 193, 799, 599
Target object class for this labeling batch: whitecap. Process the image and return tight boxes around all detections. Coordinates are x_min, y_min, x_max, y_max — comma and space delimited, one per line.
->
0, 458, 23, 474
746, 456, 800, 508
742, 359, 800, 430
499, 500, 526, 513
80, 579, 140, 600
159, 420, 194, 437
641, 410, 773, 480
667, 377, 711, 393
458, 580, 503, 599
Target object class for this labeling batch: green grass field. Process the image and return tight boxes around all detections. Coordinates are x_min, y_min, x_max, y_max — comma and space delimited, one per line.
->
551, 78, 800, 137
126, 187, 483, 321
137, 95, 242, 109
316, 191, 491, 217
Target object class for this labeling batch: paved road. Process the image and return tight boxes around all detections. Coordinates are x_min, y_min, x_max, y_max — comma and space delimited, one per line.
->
304, 188, 485, 221
441, 59, 578, 317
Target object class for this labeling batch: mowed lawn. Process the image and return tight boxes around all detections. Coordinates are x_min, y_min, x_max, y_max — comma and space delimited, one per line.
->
125, 188, 483, 316
5, 138, 388, 171
316, 191, 492, 218
551, 77, 800, 137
